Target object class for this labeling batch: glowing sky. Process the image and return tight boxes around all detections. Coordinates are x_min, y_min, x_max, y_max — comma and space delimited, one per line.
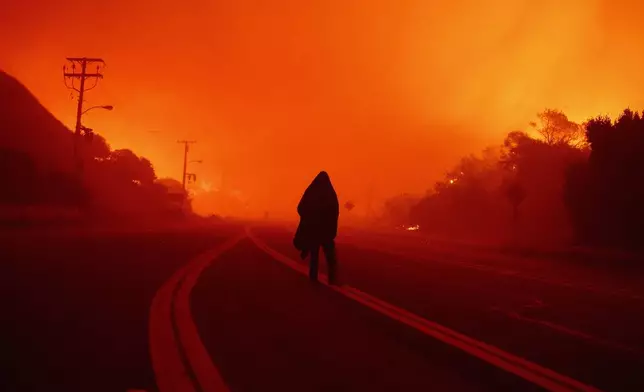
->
2, 0, 644, 218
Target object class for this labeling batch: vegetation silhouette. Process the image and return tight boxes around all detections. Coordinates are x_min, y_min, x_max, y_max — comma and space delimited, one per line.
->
386, 108, 642, 252
4, 65, 644, 250
0, 70, 190, 225
565, 109, 644, 249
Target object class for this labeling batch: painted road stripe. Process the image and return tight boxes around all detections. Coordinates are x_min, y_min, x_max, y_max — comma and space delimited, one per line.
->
338, 238, 644, 301
149, 233, 245, 392
149, 263, 195, 392
246, 227, 602, 392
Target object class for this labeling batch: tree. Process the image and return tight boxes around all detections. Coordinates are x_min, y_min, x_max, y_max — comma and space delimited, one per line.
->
412, 122, 586, 244
501, 127, 587, 242
530, 109, 585, 148
156, 177, 190, 207
501, 131, 532, 169
409, 144, 510, 239
564, 108, 644, 248
109, 149, 156, 185
157, 178, 185, 198
504, 179, 526, 223
86, 134, 111, 160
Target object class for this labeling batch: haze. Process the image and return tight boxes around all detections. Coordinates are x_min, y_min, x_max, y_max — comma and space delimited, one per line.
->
2, 0, 644, 219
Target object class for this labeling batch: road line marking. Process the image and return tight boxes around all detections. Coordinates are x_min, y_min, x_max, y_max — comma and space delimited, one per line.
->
246, 227, 602, 392
175, 233, 246, 391
150, 265, 195, 392
150, 233, 245, 392
490, 307, 644, 356
339, 239, 644, 301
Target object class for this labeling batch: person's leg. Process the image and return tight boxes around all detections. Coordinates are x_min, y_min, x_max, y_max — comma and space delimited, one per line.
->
309, 245, 320, 282
322, 241, 337, 285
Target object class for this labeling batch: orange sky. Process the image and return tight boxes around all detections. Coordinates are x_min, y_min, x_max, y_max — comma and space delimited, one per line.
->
2, 0, 644, 219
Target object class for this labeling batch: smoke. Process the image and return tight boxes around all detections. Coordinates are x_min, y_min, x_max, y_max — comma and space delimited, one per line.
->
3, 0, 644, 219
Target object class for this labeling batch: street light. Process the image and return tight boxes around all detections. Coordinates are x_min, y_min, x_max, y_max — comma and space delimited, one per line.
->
78, 105, 112, 143
82, 105, 114, 115
185, 159, 203, 187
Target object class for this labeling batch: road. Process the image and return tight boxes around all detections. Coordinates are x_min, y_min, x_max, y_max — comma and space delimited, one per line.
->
1, 223, 243, 391
2, 222, 643, 391
251, 225, 644, 392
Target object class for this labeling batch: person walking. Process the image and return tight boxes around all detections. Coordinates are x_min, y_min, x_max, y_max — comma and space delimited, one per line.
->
293, 171, 340, 284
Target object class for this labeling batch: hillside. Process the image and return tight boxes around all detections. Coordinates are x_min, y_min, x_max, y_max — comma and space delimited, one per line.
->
0, 70, 190, 223
0, 70, 74, 174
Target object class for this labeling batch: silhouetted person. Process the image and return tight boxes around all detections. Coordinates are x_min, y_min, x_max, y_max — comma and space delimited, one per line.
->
294, 171, 339, 284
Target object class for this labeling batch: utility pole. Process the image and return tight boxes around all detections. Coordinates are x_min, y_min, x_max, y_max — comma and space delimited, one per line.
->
177, 140, 197, 191
63, 57, 105, 172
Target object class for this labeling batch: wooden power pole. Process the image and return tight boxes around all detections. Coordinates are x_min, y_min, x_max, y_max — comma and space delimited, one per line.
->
63, 57, 105, 172
177, 140, 197, 191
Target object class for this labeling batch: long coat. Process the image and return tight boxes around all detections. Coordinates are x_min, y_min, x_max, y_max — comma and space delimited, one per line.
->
293, 171, 339, 252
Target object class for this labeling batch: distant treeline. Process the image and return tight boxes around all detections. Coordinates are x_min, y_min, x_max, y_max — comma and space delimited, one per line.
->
0, 143, 188, 221
383, 109, 644, 250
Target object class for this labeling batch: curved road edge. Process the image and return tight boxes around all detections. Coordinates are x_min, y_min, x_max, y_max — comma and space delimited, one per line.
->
149, 232, 246, 392
146, 225, 605, 392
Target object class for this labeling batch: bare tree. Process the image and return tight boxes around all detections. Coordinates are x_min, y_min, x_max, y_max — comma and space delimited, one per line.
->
530, 109, 586, 148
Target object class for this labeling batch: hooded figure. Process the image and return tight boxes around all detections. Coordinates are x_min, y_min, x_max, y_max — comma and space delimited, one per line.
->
294, 171, 339, 284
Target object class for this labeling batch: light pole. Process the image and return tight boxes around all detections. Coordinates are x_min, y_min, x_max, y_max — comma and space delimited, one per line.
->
82, 105, 113, 116
79, 105, 113, 142
177, 140, 197, 191
185, 160, 203, 188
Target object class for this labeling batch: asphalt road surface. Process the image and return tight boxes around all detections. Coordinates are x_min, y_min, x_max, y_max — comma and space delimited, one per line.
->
1, 223, 243, 392
251, 225, 644, 392
191, 237, 540, 392
2, 222, 643, 391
